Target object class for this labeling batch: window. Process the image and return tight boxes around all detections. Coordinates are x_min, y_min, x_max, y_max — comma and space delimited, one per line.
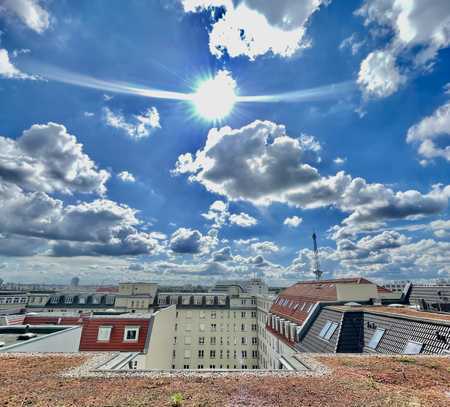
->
251, 324, 257, 331
50, 296, 59, 304
210, 337, 216, 345
226, 350, 230, 359
185, 324, 192, 332
197, 365, 204, 369
318, 321, 332, 338
220, 350, 223, 359
241, 350, 247, 358
251, 311, 256, 318
241, 299, 246, 305
318, 321, 338, 341
211, 311, 216, 319
252, 350, 258, 358
211, 323, 217, 331
184, 350, 191, 359
200, 311, 205, 319
184, 336, 192, 345
209, 365, 215, 369
403, 341, 423, 355
241, 324, 245, 331
174, 336, 177, 345
210, 350, 216, 359
183, 364, 190, 369
241, 312, 246, 318
97, 326, 112, 342
367, 328, 385, 350
252, 337, 258, 345
241, 337, 247, 345
199, 337, 205, 345
198, 350, 204, 359
199, 323, 205, 332
124, 326, 140, 342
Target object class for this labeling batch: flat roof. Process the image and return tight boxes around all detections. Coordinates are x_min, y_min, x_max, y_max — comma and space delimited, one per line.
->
327, 305, 450, 323
0, 354, 449, 405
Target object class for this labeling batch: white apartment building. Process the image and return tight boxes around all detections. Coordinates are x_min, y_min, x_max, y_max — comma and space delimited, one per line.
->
159, 290, 259, 369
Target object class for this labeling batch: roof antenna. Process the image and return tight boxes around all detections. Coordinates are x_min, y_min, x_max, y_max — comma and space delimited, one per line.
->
312, 232, 323, 281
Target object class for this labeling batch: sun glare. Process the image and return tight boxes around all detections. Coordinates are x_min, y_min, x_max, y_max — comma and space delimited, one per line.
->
192, 70, 237, 121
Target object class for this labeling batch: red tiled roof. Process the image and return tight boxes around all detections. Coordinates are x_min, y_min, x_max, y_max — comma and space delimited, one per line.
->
270, 278, 381, 324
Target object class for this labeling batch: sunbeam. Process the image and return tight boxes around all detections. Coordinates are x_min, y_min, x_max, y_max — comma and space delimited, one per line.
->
29, 63, 356, 120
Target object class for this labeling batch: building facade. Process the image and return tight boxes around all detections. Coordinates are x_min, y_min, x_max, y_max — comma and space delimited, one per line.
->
161, 291, 259, 369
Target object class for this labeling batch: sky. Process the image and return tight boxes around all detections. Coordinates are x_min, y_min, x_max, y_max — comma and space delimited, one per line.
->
0, 0, 449, 286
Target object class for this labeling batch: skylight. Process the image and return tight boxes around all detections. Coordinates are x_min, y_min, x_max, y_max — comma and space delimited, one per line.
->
318, 320, 339, 341
403, 340, 423, 355
367, 328, 385, 350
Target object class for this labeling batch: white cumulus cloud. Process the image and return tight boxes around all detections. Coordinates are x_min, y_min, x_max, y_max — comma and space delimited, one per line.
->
0, 122, 110, 195
0, 0, 50, 33
117, 171, 136, 183
103, 106, 160, 140
284, 215, 303, 228
406, 101, 450, 164
0, 48, 36, 80
182, 0, 329, 60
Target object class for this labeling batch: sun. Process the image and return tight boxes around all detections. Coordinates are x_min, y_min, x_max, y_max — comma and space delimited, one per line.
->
192, 70, 237, 121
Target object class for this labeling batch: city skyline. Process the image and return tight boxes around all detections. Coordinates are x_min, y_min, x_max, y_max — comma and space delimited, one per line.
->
0, 0, 450, 285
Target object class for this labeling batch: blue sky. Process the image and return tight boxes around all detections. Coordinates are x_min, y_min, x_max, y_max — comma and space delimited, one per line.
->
0, 0, 449, 286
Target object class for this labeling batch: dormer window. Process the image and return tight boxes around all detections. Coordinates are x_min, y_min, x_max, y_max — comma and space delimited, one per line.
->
50, 296, 60, 304
123, 326, 140, 342
97, 326, 112, 342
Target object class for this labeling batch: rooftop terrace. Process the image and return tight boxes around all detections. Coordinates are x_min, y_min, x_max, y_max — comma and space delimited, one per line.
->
1, 353, 449, 406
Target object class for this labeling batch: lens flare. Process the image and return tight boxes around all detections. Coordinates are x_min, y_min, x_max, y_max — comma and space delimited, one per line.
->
192, 70, 237, 121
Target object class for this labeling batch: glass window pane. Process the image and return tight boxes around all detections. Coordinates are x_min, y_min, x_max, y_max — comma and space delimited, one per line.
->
323, 322, 338, 340
403, 341, 423, 355
319, 321, 332, 338
367, 328, 385, 350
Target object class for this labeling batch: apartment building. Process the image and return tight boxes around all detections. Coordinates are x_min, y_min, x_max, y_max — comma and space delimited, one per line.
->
0, 291, 29, 312
256, 293, 275, 369
159, 290, 259, 369
260, 278, 396, 369
114, 282, 158, 312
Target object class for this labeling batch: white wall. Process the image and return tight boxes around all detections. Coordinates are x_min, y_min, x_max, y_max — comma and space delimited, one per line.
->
1, 326, 82, 353
144, 305, 176, 369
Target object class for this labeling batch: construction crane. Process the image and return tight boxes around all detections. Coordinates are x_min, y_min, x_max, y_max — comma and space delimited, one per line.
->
312, 232, 323, 281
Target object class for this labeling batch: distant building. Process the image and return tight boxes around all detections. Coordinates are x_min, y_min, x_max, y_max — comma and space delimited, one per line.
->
70, 277, 80, 288
406, 283, 450, 312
